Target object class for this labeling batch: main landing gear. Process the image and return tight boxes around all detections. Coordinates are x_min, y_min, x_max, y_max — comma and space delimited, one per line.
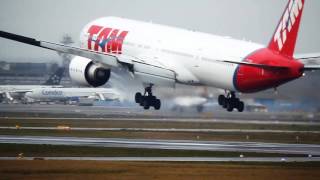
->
218, 92, 244, 112
135, 85, 161, 110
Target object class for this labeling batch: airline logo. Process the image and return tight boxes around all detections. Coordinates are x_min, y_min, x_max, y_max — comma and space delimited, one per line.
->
87, 25, 129, 54
274, 0, 303, 51
42, 90, 63, 96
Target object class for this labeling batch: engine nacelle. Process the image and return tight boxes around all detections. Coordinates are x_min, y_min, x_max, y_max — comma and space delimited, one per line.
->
69, 56, 111, 87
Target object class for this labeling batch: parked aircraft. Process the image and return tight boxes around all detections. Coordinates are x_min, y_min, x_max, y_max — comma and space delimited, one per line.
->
25, 87, 122, 104
0, 67, 65, 102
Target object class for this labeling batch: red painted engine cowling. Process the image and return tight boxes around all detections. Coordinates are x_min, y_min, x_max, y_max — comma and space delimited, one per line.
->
234, 48, 304, 93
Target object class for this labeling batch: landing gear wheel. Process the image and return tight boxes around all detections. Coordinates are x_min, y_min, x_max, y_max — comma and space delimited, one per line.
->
139, 96, 145, 106
135, 92, 142, 103
143, 99, 150, 110
223, 99, 228, 109
237, 101, 244, 112
226, 102, 234, 112
218, 95, 225, 106
150, 96, 156, 105
154, 99, 161, 110
135, 85, 162, 111
218, 92, 245, 113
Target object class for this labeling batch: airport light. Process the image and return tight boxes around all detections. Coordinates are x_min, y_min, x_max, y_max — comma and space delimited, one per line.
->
57, 125, 71, 131
17, 153, 24, 160
246, 135, 250, 140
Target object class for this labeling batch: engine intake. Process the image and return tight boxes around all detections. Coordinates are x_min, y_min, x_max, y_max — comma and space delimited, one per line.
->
69, 56, 111, 87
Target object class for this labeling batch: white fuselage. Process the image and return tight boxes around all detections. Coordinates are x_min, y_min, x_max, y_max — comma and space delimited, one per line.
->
0, 85, 63, 101
80, 17, 264, 91
0, 85, 62, 92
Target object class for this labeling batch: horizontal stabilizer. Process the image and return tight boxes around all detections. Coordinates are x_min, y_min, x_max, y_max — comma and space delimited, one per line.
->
221, 60, 289, 70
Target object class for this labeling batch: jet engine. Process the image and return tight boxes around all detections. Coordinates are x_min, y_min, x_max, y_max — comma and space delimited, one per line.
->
69, 56, 111, 87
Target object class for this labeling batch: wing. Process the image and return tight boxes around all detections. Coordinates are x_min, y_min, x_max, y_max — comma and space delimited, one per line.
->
0, 30, 119, 67
0, 30, 176, 87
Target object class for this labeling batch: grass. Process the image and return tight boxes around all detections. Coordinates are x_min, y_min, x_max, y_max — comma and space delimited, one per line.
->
1, 160, 320, 180
0, 143, 301, 157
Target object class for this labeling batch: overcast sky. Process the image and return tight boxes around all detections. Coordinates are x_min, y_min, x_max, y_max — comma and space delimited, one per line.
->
0, 0, 319, 62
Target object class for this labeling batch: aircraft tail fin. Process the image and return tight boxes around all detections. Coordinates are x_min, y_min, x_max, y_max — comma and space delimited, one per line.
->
42, 67, 65, 85
268, 0, 305, 57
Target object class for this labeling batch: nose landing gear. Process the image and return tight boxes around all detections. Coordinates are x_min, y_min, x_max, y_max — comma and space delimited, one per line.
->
135, 85, 161, 110
218, 92, 244, 112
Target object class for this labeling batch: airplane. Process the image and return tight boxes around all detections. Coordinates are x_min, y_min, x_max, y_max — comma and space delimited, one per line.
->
0, 67, 65, 102
25, 87, 122, 105
1, 0, 319, 112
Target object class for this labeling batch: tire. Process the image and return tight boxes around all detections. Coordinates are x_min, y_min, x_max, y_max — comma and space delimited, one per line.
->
237, 101, 244, 112
150, 96, 157, 102
154, 99, 161, 110
135, 92, 142, 103
143, 99, 150, 110
218, 95, 225, 106
223, 99, 228, 109
226, 101, 234, 112
149, 96, 156, 107
139, 96, 145, 106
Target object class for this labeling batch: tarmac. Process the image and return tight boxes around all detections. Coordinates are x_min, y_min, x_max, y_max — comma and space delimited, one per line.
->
1, 135, 320, 155
1, 104, 318, 124
1, 104, 320, 161
1, 157, 319, 162
1, 126, 320, 134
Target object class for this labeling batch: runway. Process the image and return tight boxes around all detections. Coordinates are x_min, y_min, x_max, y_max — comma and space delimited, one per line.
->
1, 104, 319, 124
1, 126, 320, 134
1, 157, 319, 162
1, 135, 320, 155
1, 116, 319, 126
0, 104, 145, 117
